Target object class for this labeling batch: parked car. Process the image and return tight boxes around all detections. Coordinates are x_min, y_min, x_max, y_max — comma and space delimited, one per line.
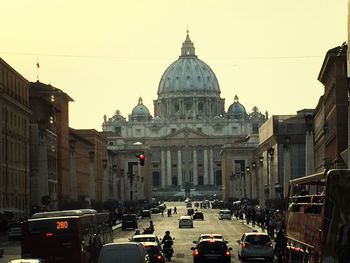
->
8, 222, 22, 241
150, 207, 160, 214
98, 242, 150, 263
122, 214, 138, 230
237, 232, 274, 261
192, 211, 204, 220
178, 215, 193, 228
141, 210, 152, 219
191, 238, 232, 263
218, 210, 232, 220
186, 202, 192, 208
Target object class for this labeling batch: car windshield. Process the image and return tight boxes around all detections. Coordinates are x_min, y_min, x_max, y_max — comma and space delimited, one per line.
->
198, 241, 227, 252
245, 234, 271, 245
123, 215, 136, 220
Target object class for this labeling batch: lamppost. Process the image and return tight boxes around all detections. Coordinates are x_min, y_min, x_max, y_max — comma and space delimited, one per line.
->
304, 113, 315, 175
268, 147, 275, 200
69, 139, 77, 200
283, 136, 291, 198
89, 151, 96, 202
246, 166, 251, 199
102, 159, 108, 202
251, 162, 257, 200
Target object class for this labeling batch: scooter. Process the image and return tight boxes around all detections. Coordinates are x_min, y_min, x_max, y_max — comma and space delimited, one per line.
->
162, 239, 174, 261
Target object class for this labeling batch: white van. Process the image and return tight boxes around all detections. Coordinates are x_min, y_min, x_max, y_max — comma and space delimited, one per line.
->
98, 242, 150, 263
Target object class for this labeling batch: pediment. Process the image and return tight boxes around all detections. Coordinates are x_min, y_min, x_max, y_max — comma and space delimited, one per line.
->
165, 127, 209, 139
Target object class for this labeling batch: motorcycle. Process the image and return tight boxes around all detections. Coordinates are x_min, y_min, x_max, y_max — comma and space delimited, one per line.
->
162, 239, 174, 261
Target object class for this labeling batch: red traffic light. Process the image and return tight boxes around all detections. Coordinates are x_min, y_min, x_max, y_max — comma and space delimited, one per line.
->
139, 154, 145, 166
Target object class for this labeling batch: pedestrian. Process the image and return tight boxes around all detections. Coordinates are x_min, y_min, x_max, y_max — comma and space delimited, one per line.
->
173, 207, 177, 214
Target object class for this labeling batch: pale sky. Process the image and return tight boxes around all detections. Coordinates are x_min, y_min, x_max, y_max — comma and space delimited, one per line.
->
1, 1, 347, 130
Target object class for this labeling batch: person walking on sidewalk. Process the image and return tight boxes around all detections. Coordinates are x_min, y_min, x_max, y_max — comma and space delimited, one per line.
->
173, 207, 177, 214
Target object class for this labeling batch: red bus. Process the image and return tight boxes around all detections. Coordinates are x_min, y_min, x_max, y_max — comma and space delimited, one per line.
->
21, 209, 113, 263
284, 169, 350, 263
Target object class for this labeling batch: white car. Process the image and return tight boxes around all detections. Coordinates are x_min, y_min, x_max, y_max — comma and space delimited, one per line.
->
178, 215, 193, 228
237, 232, 274, 261
218, 210, 232, 220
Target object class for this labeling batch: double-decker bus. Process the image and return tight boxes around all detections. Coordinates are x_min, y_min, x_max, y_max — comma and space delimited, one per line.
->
21, 209, 113, 263
284, 169, 350, 263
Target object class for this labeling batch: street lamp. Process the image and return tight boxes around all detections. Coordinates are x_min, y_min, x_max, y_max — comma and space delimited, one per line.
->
283, 136, 291, 150
246, 166, 250, 173
251, 162, 256, 170
102, 159, 108, 169
268, 147, 274, 159
259, 156, 264, 167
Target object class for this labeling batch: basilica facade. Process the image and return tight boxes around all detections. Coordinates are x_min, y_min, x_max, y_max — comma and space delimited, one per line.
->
102, 32, 266, 200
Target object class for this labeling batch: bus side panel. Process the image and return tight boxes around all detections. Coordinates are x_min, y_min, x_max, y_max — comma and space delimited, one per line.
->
321, 170, 350, 262
285, 212, 322, 248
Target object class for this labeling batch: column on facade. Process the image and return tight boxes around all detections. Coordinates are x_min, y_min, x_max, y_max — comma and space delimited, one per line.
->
259, 153, 267, 209
269, 154, 275, 199
246, 165, 251, 199
193, 149, 198, 186
209, 148, 214, 185
89, 151, 96, 201
102, 165, 109, 202
283, 146, 291, 198
203, 148, 209, 185
177, 149, 182, 187
251, 168, 256, 199
161, 148, 166, 188
167, 149, 172, 186
69, 149, 77, 200
38, 134, 49, 205
305, 131, 315, 175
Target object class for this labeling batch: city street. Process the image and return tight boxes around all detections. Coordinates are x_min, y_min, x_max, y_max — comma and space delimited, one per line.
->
0, 201, 268, 263
114, 201, 265, 263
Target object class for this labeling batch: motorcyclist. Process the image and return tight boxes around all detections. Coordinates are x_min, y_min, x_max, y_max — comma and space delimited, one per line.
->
274, 228, 287, 262
161, 231, 174, 259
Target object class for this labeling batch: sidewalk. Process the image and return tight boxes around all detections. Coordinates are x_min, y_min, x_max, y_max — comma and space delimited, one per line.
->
237, 217, 267, 233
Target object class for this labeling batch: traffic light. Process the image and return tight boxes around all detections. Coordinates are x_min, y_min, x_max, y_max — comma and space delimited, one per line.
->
139, 154, 145, 166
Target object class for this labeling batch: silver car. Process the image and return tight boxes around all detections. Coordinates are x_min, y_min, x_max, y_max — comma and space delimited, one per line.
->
218, 210, 232, 220
98, 242, 150, 263
237, 232, 274, 261
178, 215, 193, 228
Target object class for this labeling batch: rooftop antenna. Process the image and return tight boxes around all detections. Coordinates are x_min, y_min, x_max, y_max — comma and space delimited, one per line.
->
36, 56, 40, 81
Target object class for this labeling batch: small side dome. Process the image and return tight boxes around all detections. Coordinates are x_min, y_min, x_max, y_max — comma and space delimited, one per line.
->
227, 95, 247, 119
131, 97, 152, 121
249, 106, 265, 121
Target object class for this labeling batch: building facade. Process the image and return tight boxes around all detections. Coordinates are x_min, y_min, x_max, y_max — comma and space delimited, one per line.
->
0, 58, 32, 219
103, 32, 267, 200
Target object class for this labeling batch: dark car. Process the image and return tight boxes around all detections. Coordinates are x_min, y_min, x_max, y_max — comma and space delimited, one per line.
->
8, 222, 22, 241
187, 208, 195, 216
122, 214, 138, 230
192, 211, 204, 220
142, 210, 152, 219
142, 242, 165, 263
150, 207, 161, 214
191, 238, 232, 263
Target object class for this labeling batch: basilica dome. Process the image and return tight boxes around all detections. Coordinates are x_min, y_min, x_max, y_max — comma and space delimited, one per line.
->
157, 31, 220, 99
131, 97, 151, 121
227, 95, 247, 119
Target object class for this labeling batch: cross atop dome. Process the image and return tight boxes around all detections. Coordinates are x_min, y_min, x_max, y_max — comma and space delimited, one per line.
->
181, 30, 196, 57
138, 97, 143, 105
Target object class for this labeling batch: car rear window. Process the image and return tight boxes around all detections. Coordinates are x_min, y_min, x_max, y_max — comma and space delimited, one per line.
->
133, 237, 156, 242
245, 234, 271, 245
123, 215, 136, 220
198, 241, 227, 252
